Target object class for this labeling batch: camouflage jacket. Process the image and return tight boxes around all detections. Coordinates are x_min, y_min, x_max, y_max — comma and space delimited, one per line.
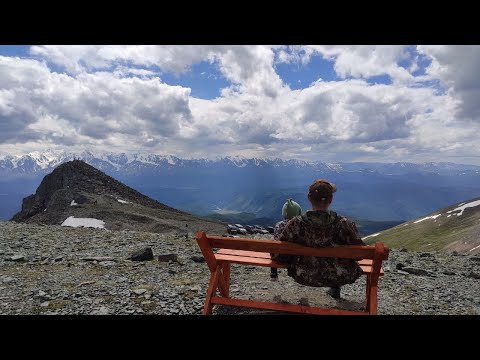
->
273, 219, 290, 240
273, 210, 365, 287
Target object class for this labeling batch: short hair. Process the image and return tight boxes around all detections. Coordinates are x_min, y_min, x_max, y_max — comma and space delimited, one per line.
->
308, 179, 336, 204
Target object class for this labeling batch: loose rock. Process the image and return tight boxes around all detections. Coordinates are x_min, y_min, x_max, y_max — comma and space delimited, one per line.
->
401, 267, 435, 276
128, 247, 154, 262
189, 256, 205, 263
158, 254, 177, 262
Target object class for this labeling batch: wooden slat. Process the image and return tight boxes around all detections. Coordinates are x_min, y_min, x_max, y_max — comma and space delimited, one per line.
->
215, 252, 384, 275
215, 253, 288, 268
358, 259, 373, 265
217, 248, 271, 259
360, 265, 384, 276
207, 235, 387, 260
219, 250, 379, 267
211, 296, 369, 315
218, 251, 378, 265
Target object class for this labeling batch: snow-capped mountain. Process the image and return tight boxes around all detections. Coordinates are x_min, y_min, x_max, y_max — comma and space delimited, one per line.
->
1, 150, 479, 177
1, 150, 480, 223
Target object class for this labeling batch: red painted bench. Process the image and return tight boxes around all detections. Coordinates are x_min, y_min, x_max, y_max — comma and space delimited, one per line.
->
196, 231, 389, 315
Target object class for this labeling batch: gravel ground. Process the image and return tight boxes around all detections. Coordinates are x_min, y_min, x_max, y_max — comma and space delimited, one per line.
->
1, 221, 479, 315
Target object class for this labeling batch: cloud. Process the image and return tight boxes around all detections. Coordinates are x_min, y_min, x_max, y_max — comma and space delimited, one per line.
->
30, 45, 212, 75
279, 45, 417, 84
0, 56, 192, 147
417, 45, 480, 121
0, 46, 479, 165
30, 45, 285, 97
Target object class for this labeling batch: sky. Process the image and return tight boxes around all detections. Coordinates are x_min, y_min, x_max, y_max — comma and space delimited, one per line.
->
0, 45, 479, 164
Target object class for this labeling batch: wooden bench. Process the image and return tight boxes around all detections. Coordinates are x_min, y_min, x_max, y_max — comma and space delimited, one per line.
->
195, 231, 389, 315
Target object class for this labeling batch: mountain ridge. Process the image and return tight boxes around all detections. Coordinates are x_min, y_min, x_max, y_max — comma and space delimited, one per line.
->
11, 160, 225, 235
2, 150, 480, 175
364, 197, 480, 253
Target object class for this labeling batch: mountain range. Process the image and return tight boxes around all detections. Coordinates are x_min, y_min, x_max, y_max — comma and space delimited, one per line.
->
1, 150, 480, 235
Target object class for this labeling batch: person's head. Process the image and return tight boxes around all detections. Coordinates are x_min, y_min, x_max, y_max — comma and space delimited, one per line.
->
307, 179, 337, 211
282, 199, 302, 219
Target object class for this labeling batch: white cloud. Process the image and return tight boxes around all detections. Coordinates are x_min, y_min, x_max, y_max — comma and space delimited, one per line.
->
0, 46, 480, 164
280, 45, 417, 84
0, 56, 192, 147
30, 45, 284, 97
30, 45, 212, 75
417, 45, 480, 120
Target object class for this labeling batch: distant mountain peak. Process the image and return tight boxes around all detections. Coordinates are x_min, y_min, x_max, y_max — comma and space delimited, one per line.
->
11, 160, 224, 234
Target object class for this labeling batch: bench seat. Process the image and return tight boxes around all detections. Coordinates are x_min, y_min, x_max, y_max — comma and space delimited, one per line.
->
216, 249, 384, 275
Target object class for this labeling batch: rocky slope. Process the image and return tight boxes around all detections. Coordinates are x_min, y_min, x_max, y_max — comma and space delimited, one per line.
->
11, 160, 225, 235
1, 220, 479, 315
365, 197, 480, 253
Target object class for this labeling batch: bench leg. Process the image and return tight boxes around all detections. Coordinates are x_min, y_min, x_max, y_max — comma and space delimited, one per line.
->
365, 276, 371, 311
368, 286, 378, 315
203, 265, 222, 315
222, 263, 231, 298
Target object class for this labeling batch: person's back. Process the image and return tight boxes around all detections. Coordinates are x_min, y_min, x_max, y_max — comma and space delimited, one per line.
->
275, 179, 365, 295
277, 210, 364, 287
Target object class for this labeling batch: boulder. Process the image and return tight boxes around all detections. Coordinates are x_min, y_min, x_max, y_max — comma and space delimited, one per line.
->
402, 267, 435, 276
128, 247, 154, 261
189, 255, 205, 263
158, 254, 178, 262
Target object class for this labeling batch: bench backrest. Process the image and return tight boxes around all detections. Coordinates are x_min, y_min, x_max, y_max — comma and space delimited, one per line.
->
196, 231, 389, 261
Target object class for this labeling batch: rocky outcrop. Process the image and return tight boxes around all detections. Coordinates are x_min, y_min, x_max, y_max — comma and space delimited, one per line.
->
12, 160, 182, 223
10, 160, 225, 235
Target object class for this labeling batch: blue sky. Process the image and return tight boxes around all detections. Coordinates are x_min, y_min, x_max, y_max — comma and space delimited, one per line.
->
0, 45, 416, 97
0, 45, 479, 164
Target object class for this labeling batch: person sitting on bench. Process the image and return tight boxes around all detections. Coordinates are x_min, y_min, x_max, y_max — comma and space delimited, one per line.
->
270, 198, 302, 281
273, 179, 365, 299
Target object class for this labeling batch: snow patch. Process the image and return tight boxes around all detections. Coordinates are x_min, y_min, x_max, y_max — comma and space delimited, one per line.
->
363, 233, 381, 239
117, 199, 129, 204
166, 155, 176, 165
414, 214, 441, 223
70, 200, 78, 206
61, 216, 105, 229
469, 244, 480, 252
446, 200, 480, 217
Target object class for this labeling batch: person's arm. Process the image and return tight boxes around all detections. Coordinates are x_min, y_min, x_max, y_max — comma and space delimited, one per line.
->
338, 219, 366, 246
273, 220, 286, 240
271, 218, 299, 263
277, 218, 300, 244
